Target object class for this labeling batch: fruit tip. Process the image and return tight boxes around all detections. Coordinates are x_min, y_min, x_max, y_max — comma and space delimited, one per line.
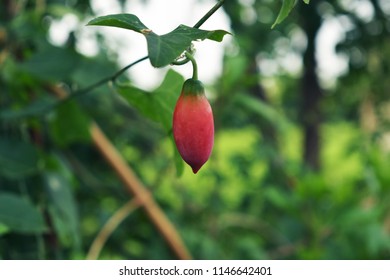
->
191, 164, 204, 174
192, 167, 200, 174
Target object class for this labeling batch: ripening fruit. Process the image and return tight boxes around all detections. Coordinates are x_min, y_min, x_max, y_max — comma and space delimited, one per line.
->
173, 79, 214, 174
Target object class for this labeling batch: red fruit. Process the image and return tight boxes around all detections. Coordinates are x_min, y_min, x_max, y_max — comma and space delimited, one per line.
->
173, 79, 214, 174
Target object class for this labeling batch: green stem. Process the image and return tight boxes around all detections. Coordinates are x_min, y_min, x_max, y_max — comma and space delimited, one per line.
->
55, 55, 149, 106
193, 0, 225, 29
185, 52, 198, 80
36, 56, 148, 116
172, 0, 225, 66
111, 55, 149, 82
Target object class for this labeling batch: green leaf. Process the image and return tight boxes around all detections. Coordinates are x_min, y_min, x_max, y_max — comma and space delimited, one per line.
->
116, 70, 185, 175
0, 96, 56, 120
154, 69, 186, 110
146, 25, 230, 67
87, 13, 149, 34
235, 94, 290, 132
0, 193, 47, 234
0, 223, 10, 236
152, 70, 185, 175
116, 69, 184, 132
264, 188, 290, 209
87, 14, 230, 67
117, 85, 171, 130
49, 100, 91, 147
19, 46, 80, 81
170, 132, 184, 177
47, 4, 84, 19
0, 138, 40, 179
272, 0, 296, 29
70, 56, 118, 89
45, 172, 80, 248
303, 0, 310, 3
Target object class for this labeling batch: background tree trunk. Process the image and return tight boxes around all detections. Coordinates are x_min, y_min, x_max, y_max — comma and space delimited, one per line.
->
299, 2, 323, 171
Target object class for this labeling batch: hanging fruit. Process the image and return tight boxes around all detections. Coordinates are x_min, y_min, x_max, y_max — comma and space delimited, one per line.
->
173, 78, 214, 173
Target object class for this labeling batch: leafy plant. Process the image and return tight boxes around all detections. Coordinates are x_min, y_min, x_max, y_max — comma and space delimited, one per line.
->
11, 0, 390, 263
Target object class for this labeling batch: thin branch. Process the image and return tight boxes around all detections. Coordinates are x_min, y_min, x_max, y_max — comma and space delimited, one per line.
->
86, 199, 141, 260
193, 0, 226, 28
111, 56, 149, 82
39, 56, 149, 116
58, 55, 149, 105
90, 123, 193, 260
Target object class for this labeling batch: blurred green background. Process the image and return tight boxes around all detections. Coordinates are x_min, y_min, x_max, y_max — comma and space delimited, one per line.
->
1, 0, 390, 260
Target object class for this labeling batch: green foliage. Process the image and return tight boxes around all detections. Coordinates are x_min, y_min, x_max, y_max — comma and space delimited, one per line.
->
234, 94, 291, 132
116, 69, 185, 175
271, 0, 310, 29
20, 46, 80, 81
0, 193, 47, 234
1, 0, 390, 262
116, 70, 183, 132
0, 139, 40, 179
87, 14, 149, 33
0, 96, 56, 120
272, 0, 297, 29
45, 172, 80, 248
49, 101, 91, 147
88, 14, 230, 67
145, 25, 229, 67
